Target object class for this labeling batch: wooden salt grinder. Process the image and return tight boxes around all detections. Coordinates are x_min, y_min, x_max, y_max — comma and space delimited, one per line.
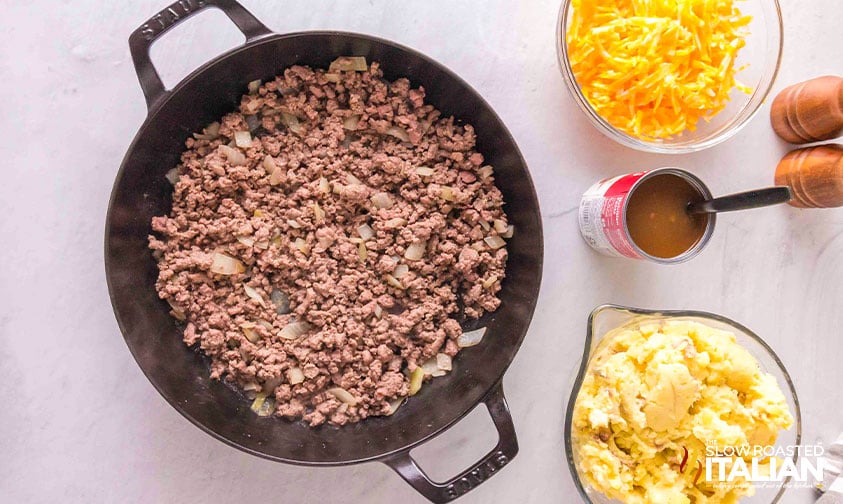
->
770, 76, 843, 144
775, 145, 843, 208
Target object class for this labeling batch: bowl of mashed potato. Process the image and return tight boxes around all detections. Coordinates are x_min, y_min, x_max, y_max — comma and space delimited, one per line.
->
565, 305, 800, 504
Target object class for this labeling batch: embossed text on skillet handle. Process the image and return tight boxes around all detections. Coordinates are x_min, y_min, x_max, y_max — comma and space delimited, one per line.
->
382, 382, 519, 503
128, 0, 272, 111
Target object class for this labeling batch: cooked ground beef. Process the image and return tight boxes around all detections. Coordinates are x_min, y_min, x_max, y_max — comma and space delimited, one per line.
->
148, 59, 511, 426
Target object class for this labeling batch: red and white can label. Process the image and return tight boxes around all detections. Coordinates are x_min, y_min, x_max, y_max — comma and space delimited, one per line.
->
579, 172, 648, 259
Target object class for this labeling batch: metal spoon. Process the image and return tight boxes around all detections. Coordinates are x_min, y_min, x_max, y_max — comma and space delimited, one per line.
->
687, 186, 793, 214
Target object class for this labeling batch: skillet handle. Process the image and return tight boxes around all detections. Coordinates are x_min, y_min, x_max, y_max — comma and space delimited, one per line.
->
129, 0, 272, 111
382, 383, 518, 503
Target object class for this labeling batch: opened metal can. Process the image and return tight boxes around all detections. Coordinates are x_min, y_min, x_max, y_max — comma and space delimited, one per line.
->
578, 168, 716, 264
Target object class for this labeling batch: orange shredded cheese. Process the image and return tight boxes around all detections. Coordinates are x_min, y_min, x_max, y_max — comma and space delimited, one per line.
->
567, 0, 752, 139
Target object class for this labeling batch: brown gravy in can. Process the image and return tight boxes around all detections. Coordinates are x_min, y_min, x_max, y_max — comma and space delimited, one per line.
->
626, 174, 709, 259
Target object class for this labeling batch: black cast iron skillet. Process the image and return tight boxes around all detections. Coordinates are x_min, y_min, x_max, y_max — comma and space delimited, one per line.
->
105, 1, 543, 501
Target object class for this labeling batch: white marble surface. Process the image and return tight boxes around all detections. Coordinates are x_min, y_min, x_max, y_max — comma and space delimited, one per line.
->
1, 1, 842, 502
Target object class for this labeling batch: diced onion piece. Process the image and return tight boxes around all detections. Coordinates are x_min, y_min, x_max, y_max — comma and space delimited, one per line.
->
421, 358, 439, 376
404, 241, 426, 261
327, 387, 359, 405
357, 224, 375, 241
237, 236, 255, 247
262, 375, 283, 394
281, 112, 302, 134
440, 186, 456, 202
258, 397, 275, 416
263, 156, 277, 174
269, 167, 284, 186
346, 173, 363, 185
243, 382, 260, 392
436, 353, 452, 371
386, 396, 406, 416
343, 114, 361, 131
167, 299, 186, 321
293, 238, 310, 256
210, 252, 245, 275
257, 319, 273, 331
242, 97, 262, 115
385, 126, 410, 142
471, 241, 486, 251
248, 79, 261, 94
288, 366, 305, 385
384, 217, 407, 227
374, 304, 383, 319
324, 73, 342, 83
278, 321, 311, 340
385, 274, 405, 290
408, 367, 424, 396
329, 56, 368, 72
164, 167, 180, 186
313, 202, 325, 222
245, 114, 260, 132
482, 274, 499, 289
478, 165, 494, 180
234, 130, 252, 148
484, 235, 506, 250
255, 240, 269, 250
193, 121, 221, 141
251, 392, 275, 417
415, 166, 434, 177
318, 176, 330, 194
503, 225, 515, 239
219, 145, 246, 166
243, 284, 267, 308
332, 182, 344, 195
206, 121, 221, 137
479, 220, 491, 232
371, 192, 393, 209
286, 219, 301, 229
241, 325, 260, 343
493, 219, 508, 234
318, 234, 333, 250
393, 263, 409, 279
458, 327, 486, 348
270, 289, 291, 315
250, 392, 267, 413
358, 242, 368, 262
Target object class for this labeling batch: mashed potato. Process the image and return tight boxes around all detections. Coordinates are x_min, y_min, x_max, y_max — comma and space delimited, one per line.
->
572, 320, 793, 504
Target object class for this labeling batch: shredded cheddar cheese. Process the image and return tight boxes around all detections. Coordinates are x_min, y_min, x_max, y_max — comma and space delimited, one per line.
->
567, 0, 752, 140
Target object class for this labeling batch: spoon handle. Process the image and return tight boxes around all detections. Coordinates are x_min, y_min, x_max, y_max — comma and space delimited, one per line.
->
688, 187, 793, 214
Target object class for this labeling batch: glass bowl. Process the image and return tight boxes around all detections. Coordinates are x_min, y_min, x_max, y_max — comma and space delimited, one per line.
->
564, 305, 802, 504
556, 0, 783, 153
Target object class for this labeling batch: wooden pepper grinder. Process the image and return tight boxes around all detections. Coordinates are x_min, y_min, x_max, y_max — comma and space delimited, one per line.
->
775, 145, 843, 208
770, 76, 843, 144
